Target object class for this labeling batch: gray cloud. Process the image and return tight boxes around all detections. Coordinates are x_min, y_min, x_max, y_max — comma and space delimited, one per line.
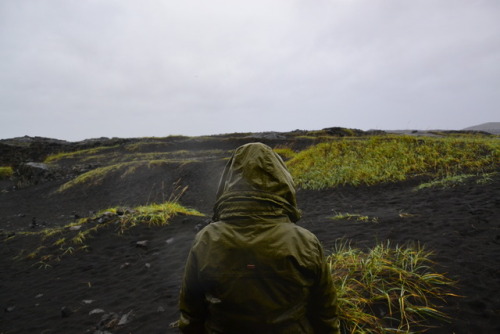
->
1, 0, 499, 140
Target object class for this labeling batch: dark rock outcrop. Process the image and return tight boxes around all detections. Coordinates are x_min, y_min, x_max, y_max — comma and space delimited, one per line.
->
13, 162, 63, 188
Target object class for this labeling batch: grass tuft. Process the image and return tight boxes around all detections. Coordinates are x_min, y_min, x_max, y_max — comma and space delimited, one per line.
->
329, 240, 457, 333
116, 201, 204, 231
6, 196, 204, 263
415, 172, 497, 190
331, 212, 379, 223
0, 166, 14, 180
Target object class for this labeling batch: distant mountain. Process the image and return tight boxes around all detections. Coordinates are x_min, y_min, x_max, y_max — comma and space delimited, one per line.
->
463, 122, 500, 134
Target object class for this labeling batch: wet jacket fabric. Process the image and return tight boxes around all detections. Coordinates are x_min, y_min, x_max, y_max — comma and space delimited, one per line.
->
179, 143, 339, 333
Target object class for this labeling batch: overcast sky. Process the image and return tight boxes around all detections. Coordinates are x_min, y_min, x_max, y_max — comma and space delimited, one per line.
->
1, 0, 499, 141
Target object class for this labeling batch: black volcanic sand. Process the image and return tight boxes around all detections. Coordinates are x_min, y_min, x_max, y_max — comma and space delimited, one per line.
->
1, 161, 499, 333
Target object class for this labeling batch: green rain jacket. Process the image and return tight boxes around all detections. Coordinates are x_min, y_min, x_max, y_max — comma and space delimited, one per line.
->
179, 143, 339, 334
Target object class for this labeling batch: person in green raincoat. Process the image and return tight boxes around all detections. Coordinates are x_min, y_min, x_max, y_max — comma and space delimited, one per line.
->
179, 142, 339, 333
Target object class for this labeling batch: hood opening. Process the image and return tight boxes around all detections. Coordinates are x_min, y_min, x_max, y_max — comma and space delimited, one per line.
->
213, 143, 301, 222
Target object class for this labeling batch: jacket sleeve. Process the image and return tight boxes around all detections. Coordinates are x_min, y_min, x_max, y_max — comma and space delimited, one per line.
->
308, 242, 341, 334
179, 248, 207, 334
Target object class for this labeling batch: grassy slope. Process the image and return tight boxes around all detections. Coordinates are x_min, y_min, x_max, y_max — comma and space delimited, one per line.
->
287, 135, 499, 189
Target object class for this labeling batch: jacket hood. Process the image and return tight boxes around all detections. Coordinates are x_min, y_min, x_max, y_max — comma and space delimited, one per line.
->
213, 142, 301, 222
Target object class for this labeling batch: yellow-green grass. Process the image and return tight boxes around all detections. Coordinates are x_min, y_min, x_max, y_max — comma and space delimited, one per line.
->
124, 141, 172, 152
10, 201, 204, 264
288, 135, 499, 189
44, 145, 120, 163
46, 146, 225, 166
70, 152, 184, 164
56, 161, 143, 192
331, 212, 379, 223
99, 201, 203, 230
329, 240, 456, 333
415, 172, 497, 190
273, 147, 297, 160
0, 166, 13, 179
105, 150, 224, 163
56, 160, 185, 193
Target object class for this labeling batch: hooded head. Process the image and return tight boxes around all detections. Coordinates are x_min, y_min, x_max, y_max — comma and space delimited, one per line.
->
213, 142, 301, 222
